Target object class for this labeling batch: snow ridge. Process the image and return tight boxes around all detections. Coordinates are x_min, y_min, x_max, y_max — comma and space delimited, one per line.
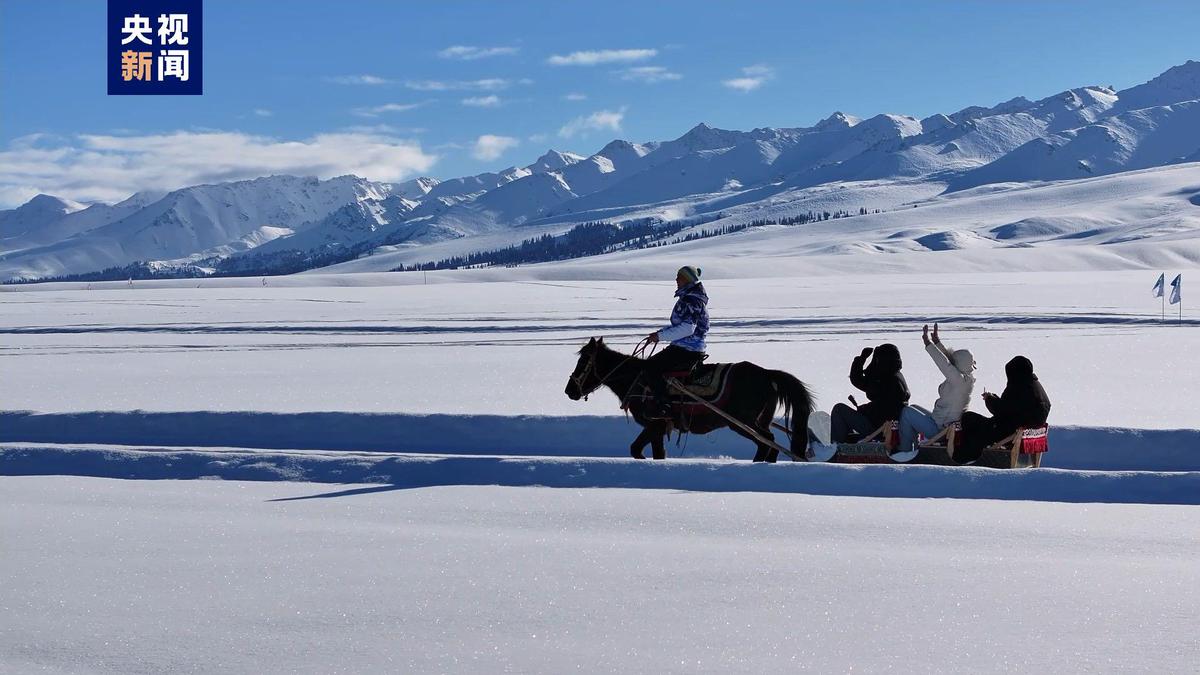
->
5, 61, 1200, 280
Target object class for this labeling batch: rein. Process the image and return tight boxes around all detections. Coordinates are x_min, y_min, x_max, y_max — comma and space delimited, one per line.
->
573, 338, 658, 401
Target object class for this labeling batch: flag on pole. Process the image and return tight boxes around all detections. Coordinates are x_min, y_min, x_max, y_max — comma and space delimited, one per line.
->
1153, 273, 1165, 298
1169, 274, 1182, 305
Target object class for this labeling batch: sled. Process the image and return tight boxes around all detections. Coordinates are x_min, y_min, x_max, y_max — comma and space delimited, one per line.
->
799, 415, 1050, 469
976, 424, 1049, 469
916, 422, 1048, 469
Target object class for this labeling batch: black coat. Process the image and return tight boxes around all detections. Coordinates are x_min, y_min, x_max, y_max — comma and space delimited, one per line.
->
849, 343, 910, 428
986, 355, 1051, 431
959, 356, 1051, 460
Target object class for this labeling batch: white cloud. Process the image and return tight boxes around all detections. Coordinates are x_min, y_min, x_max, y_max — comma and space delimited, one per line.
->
547, 49, 656, 66
438, 45, 519, 60
0, 131, 437, 207
405, 78, 510, 91
558, 107, 626, 138
563, 92, 588, 101
253, 108, 273, 117
326, 74, 391, 85
471, 134, 519, 161
462, 95, 502, 108
618, 66, 682, 83
722, 64, 774, 92
351, 102, 424, 118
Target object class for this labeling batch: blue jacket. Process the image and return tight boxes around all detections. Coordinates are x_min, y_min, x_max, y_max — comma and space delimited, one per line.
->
657, 282, 709, 352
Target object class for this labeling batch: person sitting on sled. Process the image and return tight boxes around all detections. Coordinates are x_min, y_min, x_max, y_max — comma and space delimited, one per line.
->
829, 343, 910, 442
644, 265, 709, 416
896, 323, 975, 452
957, 355, 1051, 462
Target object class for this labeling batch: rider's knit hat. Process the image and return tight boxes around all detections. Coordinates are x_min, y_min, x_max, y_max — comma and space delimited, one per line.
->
677, 265, 702, 284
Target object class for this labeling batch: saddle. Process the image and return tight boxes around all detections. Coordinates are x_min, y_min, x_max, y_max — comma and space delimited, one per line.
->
663, 362, 734, 403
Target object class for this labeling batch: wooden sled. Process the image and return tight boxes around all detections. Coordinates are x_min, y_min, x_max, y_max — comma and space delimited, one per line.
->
827, 421, 901, 464
827, 420, 1050, 469
977, 424, 1049, 469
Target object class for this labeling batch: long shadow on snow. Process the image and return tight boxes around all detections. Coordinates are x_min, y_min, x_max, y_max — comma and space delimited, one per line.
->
2, 410, 1199, 472
4, 445, 1196, 506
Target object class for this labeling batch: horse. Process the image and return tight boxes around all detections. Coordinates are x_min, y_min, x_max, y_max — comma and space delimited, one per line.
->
564, 337, 814, 462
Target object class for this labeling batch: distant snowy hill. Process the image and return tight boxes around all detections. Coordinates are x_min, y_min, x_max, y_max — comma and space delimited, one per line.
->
4, 60, 1200, 281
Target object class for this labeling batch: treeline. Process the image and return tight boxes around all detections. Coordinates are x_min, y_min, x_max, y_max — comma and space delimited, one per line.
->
394, 206, 874, 272
396, 220, 684, 272
212, 241, 376, 277
4, 261, 209, 284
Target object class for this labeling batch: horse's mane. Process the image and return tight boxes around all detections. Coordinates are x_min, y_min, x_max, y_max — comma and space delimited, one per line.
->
581, 338, 646, 365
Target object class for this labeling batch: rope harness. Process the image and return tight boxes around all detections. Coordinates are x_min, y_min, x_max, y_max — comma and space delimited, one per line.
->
569, 337, 658, 402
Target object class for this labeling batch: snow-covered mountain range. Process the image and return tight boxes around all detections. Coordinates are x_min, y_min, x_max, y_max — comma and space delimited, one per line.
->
4, 61, 1200, 281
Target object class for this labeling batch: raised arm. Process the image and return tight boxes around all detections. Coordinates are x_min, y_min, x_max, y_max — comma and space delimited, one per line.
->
922, 324, 960, 380
849, 348, 872, 392
925, 342, 961, 380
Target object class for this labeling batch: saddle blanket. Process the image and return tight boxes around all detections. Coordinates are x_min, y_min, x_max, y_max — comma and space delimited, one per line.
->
669, 362, 733, 403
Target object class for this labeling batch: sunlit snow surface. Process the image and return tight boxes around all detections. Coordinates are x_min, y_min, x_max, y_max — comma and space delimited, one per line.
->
3, 249, 1199, 673
2, 269, 1195, 428
4, 477, 1198, 673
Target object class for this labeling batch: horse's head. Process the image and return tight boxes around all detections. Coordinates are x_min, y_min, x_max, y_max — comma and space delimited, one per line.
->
565, 337, 605, 401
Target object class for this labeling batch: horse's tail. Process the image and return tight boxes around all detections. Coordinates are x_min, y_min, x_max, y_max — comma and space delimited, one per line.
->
766, 369, 814, 459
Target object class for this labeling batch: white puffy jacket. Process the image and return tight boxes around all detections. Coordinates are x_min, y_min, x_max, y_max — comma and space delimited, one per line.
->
926, 342, 975, 428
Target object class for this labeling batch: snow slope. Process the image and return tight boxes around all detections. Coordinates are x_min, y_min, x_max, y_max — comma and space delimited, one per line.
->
0, 175, 392, 279
313, 162, 1200, 274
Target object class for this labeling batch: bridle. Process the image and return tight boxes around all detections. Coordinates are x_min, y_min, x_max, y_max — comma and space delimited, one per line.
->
570, 338, 656, 401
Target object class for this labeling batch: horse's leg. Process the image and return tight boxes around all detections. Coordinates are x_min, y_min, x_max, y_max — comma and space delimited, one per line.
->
727, 423, 771, 462
757, 403, 780, 463
650, 422, 668, 460
630, 426, 653, 460
762, 428, 779, 463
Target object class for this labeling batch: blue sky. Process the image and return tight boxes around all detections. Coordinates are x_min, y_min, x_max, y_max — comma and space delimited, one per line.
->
2, 0, 1198, 206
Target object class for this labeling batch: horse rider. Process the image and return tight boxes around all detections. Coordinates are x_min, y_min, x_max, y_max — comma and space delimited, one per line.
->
644, 265, 709, 416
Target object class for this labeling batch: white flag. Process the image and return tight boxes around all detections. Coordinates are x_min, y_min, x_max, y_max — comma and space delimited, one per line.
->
1169, 274, 1182, 305
1152, 273, 1165, 298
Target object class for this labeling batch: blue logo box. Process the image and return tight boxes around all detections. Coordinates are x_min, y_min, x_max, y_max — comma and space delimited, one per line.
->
107, 0, 203, 95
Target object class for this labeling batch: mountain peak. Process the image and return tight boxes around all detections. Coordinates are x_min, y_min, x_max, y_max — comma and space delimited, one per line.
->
14, 193, 86, 214
392, 176, 440, 200
596, 139, 651, 160
528, 149, 585, 172
1118, 60, 1200, 111
673, 122, 742, 150
814, 112, 860, 131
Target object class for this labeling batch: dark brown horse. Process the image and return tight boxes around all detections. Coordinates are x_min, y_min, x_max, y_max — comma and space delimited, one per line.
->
564, 337, 814, 462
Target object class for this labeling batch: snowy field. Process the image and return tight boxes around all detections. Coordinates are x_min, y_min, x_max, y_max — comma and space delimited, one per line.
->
4, 242, 1200, 672
4, 477, 1199, 673
2, 268, 1196, 428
